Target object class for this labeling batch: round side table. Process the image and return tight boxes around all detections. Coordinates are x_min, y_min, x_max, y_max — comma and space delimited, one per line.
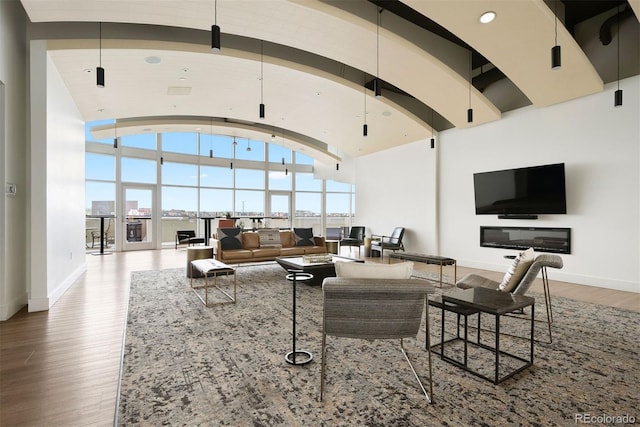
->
284, 269, 314, 365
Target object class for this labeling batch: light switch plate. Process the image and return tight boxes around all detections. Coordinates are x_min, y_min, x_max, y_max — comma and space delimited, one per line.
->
5, 183, 16, 197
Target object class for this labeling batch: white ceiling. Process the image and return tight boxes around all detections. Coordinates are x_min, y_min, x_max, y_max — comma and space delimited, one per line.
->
20, 0, 625, 164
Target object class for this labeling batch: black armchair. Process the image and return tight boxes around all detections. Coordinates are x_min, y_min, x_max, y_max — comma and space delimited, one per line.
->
175, 229, 205, 249
339, 226, 365, 256
371, 227, 405, 259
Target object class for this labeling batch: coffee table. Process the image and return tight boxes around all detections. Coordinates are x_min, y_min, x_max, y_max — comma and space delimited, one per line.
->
275, 255, 364, 285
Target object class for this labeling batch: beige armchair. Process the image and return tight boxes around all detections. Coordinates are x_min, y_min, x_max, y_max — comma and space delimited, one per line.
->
456, 253, 563, 342
320, 277, 435, 403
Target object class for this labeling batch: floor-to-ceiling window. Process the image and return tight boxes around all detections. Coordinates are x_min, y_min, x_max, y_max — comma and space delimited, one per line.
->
85, 121, 355, 249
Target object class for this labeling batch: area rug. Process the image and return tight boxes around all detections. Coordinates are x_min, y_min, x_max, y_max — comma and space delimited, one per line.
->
117, 263, 639, 426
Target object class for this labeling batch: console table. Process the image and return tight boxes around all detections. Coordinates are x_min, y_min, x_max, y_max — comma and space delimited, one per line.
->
388, 252, 456, 288
439, 287, 535, 384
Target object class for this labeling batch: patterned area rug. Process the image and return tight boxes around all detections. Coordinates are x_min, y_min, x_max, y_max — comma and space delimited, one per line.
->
117, 263, 639, 426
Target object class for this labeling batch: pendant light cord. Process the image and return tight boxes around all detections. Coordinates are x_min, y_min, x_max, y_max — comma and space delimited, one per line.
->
617, 5, 620, 90
376, 8, 380, 79
261, 40, 264, 104
554, 0, 558, 46
99, 22, 102, 67
214, 0, 217, 25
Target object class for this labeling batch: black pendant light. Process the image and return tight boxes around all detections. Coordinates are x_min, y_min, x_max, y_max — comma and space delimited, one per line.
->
430, 108, 435, 149
551, 1, 561, 69
259, 40, 265, 119
97, 22, 105, 87
614, 5, 623, 107
211, 0, 221, 53
113, 121, 118, 148
467, 51, 473, 123
209, 118, 214, 158
363, 74, 368, 136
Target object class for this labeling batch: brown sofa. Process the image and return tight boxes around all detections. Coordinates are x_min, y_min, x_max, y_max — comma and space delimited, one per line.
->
212, 230, 326, 263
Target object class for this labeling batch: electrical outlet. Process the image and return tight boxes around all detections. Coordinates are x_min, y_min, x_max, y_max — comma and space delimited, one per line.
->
5, 183, 16, 197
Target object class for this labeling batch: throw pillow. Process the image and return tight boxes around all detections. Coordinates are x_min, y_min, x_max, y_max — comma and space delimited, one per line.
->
335, 261, 414, 279
258, 228, 282, 248
498, 247, 535, 292
217, 227, 243, 250
293, 228, 315, 246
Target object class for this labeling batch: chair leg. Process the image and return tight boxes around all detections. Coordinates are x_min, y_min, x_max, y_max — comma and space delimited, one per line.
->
320, 330, 327, 401
542, 267, 553, 343
425, 299, 434, 401
400, 338, 432, 403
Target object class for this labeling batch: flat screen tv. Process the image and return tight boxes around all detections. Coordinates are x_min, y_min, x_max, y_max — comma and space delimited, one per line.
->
473, 163, 567, 216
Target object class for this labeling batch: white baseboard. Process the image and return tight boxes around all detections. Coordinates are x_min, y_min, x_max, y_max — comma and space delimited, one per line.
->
28, 262, 87, 312
0, 291, 28, 321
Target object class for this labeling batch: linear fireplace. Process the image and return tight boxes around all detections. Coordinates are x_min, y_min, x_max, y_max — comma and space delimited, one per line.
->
480, 226, 571, 254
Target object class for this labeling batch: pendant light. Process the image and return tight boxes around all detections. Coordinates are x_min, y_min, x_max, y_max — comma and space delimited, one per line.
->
282, 130, 288, 175
230, 137, 236, 169
467, 50, 473, 123
246, 140, 252, 152
209, 118, 214, 158
363, 74, 368, 136
97, 22, 105, 87
551, 0, 561, 69
211, 0, 221, 53
614, 5, 623, 107
259, 40, 265, 119
113, 120, 118, 148
430, 108, 435, 149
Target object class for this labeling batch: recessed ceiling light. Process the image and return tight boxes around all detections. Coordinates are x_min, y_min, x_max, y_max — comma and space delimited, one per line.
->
479, 11, 496, 24
382, 111, 392, 117
145, 56, 162, 64
84, 68, 92, 73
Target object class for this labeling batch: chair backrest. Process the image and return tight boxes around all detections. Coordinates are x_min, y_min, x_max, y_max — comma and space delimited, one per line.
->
384, 227, 405, 245
512, 254, 564, 295
349, 226, 365, 240
325, 227, 343, 240
322, 278, 431, 340
177, 230, 196, 238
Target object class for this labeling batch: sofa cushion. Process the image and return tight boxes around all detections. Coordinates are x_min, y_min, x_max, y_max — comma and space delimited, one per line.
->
280, 231, 296, 248
251, 248, 282, 258
220, 249, 253, 261
335, 261, 414, 279
258, 228, 282, 248
217, 228, 243, 250
499, 247, 535, 292
242, 232, 260, 249
280, 246, 306, 256
304, 245, 326, 255
294, 228, 314, 246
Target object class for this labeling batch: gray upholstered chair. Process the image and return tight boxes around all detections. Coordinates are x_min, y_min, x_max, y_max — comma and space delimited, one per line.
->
339, 226, 365, 256
370, 227, 405, 259
456, 253, 563, 342
320, 277, 435, 403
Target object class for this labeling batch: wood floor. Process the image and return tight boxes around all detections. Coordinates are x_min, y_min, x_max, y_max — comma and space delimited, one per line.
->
0, 249, 638, 426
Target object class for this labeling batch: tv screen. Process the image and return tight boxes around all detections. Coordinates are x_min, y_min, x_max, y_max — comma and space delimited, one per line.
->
473, 163, 567, 215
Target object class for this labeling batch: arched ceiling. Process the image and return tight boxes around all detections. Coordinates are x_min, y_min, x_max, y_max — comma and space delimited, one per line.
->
20, 0, 637, 164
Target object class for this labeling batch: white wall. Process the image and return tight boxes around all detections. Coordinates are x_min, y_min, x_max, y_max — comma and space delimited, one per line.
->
356, 138, 438, 254
356, 76, 639, 293
28, 42, 87, 312
0, 0, 28, 320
